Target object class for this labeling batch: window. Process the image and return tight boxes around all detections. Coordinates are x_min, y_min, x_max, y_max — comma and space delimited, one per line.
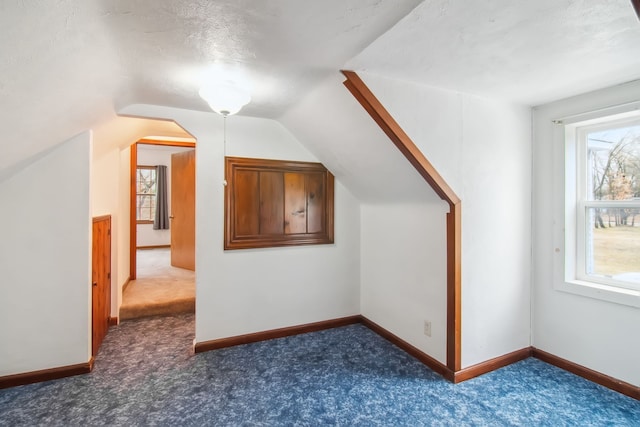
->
136, 166, 157, 223
564, 109, 640, 297
224, 156, 334, 250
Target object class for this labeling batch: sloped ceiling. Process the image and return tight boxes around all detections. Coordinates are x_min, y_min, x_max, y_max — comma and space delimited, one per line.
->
2, 0, 640, 196
101, 0, 423, 117
280, 73, 443, 204
347, 0, 640, 106
0, 1, 125, 174
92, 116, 195, 161
0, 0, 422, 177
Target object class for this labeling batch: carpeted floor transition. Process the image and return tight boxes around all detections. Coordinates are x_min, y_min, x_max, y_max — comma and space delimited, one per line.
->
120, 249, 195, 320
1, 314, 638, 426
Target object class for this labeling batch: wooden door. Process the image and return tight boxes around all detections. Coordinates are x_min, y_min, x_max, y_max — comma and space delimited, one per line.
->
92, 215, 111, 357
171, 150, 196, 270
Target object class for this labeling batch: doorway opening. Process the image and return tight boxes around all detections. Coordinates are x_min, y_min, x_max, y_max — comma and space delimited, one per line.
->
122, 138, 196, 320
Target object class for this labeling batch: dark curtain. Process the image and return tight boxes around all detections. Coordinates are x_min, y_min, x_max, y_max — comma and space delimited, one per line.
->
154, 165, 170, 230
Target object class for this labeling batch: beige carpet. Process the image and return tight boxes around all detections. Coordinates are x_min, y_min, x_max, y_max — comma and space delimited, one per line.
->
120, 248, 195, 320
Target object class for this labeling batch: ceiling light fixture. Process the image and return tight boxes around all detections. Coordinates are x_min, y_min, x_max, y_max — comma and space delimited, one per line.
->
199, 80, 251, 116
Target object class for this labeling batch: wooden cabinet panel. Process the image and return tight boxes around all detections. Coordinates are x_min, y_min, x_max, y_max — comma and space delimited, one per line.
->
234, 170, 260, 236
259, 171, 284, 235
225, 157, 334, 249
306, 172, 325, 234
284, 172, 307, 234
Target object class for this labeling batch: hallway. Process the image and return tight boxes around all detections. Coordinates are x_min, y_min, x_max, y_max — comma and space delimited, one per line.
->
120, 248, 195, 320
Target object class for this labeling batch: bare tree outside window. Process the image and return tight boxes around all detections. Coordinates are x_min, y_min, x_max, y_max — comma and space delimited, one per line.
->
136, 166, 157, 223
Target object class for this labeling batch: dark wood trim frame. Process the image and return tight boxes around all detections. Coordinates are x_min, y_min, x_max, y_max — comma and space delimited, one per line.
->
129, 140, 196, 279
194, 315, 361, 353
224, 156, 335, 250
361, 316, 532, 384
360, 316, 452, 380
194, 316, 638, 398
632, 0, 640, 20
129, 143, 138, 279
0, 358, 94, 389
453, 348, 532, 383
137, 138, 196, 147
447, 203, 461, 371
341, 70, 462, 372
137, 244, 171, 250
5, 320, 634, 398
532, 348, 639, 400
338, 71, 640, 398
92, 214, 112, 223
108, 317, 119, 326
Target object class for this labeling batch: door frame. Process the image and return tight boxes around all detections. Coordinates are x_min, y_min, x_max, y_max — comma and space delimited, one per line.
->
129, 139, 196, 279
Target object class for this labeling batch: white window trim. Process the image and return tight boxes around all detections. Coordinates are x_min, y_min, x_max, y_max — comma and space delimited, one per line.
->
553, 102, 640, 308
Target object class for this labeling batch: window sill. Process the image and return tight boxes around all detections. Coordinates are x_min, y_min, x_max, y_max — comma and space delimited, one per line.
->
556, 279, 640, 308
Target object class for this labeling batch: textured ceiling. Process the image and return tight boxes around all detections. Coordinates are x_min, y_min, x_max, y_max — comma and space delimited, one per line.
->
2, 0, 640, 181
0, 0, 422, 176
0, 1, 124, 174
347, 0, 640, 106
101, 0, 424, 117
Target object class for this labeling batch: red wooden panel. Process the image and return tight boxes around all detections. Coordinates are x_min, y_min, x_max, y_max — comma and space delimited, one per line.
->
306, 173, 325, 234
171, 150, 196, 270
284, 172, 306, 234
92, 216, 111, 357
224, 157, 334, 249
234, 170, 259, 236
259, 171, 284, 235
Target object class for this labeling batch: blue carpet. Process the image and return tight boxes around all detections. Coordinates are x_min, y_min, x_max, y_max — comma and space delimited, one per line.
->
0, 313, 638, 426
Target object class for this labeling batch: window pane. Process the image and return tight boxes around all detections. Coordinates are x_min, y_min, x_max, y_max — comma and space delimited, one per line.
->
586, 207, 640, 284
136, 167, 157, 221
137, 195, 156, 221
137, 167, 157, 195
587, 125, 640, 201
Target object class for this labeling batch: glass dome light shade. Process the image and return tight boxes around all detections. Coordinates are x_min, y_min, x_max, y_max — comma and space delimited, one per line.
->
199, 81, 251, 116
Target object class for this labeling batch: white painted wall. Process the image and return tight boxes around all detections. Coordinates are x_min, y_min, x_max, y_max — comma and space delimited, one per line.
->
282, 71, 532, 368
90, 117, 194, 318
0, 133, 91, 375
359, 73, 532, 368
117, 147, 131, 313
280, 73, 449, 363
91, 146, 120, 316
137, 227, 168, 249
361, 202, 449, 363
92, 148, 119, 216
532, 80, 640, 386
119, 105, 361, 343
136, 145, 193, 248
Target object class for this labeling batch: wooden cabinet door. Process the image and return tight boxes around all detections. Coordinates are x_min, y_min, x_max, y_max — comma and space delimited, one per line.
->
171, 149, 196, 270
225, 156, 334, 249
92, 215, 111, 357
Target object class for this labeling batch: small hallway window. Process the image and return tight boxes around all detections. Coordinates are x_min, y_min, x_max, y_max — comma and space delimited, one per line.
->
136, 166, 157, 223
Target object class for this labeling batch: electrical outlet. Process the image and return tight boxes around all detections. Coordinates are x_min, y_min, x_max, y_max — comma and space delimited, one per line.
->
423, 320, 431, 337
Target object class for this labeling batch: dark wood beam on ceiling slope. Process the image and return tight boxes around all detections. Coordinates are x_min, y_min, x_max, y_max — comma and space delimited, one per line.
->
340, 70, 462, 373
632, 0, 640, 20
